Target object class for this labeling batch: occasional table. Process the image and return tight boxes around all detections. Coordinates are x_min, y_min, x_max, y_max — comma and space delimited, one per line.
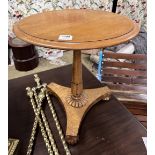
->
13, 9, 139, 144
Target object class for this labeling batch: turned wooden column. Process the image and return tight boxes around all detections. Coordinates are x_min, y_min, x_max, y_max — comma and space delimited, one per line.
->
67, 50, 87, 108
71, 50, 83, 97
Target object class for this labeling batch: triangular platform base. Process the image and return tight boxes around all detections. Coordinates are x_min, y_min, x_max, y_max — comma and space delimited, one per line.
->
47, 83, 111, 145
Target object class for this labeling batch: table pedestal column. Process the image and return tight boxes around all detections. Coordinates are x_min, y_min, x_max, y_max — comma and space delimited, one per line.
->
69, 50, 87, 108
48, 50, 111, 145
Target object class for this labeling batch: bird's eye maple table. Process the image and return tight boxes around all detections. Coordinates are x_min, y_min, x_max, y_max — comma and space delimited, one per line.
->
13, 9, 140, 144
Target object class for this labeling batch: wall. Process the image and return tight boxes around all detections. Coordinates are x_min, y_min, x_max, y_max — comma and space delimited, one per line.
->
116, 0, 147, 30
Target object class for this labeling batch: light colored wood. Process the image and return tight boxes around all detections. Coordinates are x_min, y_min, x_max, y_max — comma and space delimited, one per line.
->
71, 50, 83, 97
69, 50, 87, 108
13, 9, 140, 50
13, 9, 140, 144
47, 82, 111, 144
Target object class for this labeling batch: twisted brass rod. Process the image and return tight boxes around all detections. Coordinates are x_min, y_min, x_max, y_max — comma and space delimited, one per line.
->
26, 74, 71, 155
26, 87, 53, 155
33, 87, 59, 155
45, 88, 71, 155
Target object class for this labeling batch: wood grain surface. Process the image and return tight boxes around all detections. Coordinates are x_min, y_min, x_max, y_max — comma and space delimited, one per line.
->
101, 52, 147, 103
13, 9, 140, 50
101, 52, 147, 127
8, 65, 147, 155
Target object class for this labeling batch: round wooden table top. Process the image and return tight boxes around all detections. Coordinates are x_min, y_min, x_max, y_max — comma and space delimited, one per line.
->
13, 9, 140, 50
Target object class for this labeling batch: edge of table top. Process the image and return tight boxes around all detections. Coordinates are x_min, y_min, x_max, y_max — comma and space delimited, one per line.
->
13, 9, 140, 50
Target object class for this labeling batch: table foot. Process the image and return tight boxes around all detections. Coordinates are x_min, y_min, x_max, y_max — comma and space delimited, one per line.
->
66, 135, 79, 145
47, 83, 111, 144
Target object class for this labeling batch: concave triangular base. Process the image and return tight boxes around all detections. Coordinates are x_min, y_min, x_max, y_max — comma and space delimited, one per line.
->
47, 83, 111, 145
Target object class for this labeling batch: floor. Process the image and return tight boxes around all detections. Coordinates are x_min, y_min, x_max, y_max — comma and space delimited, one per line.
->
8, 51, 97, 80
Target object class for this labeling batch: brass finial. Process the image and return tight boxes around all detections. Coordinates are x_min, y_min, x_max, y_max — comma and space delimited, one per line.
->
34, 74, 41, 87
26, 87, 33, 98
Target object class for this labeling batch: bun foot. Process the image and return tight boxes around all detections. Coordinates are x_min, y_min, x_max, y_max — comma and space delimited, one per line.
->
66, 135, 79, 145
